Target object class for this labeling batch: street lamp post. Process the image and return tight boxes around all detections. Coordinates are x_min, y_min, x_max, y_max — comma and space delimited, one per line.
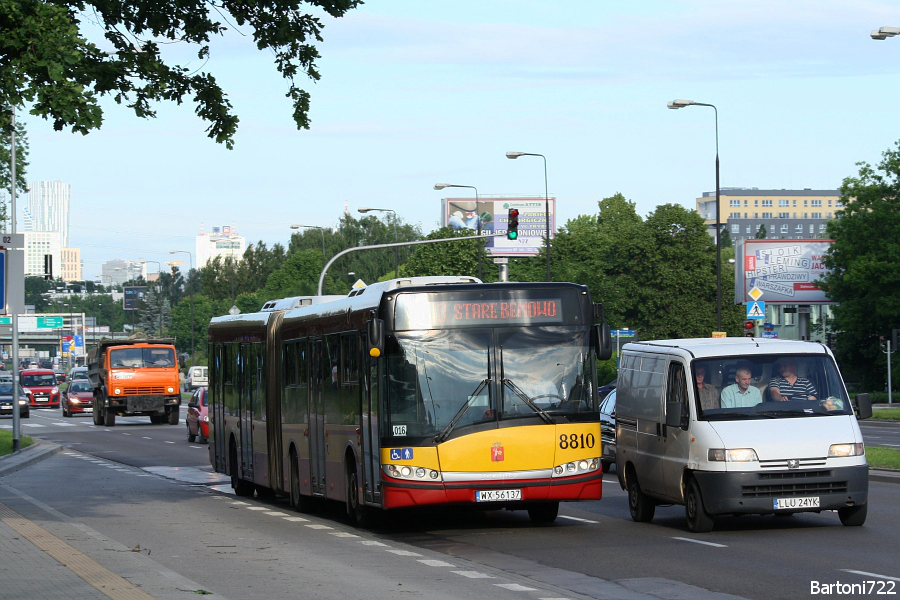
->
668, 99, 722, 331
169, 250, 194, 366
289, 224, 327, 266
357, 208, 398, 278
141, 260, 163, 335
434, 183, 483, 280
506, 151, 551, 282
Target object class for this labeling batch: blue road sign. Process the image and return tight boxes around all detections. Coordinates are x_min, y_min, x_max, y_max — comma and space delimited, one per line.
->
0, 249, 6, 313
747, 301, 766, 319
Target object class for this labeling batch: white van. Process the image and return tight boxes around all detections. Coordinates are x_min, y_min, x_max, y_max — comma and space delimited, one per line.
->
184, 366, 208, 391
615, 338, 871, 533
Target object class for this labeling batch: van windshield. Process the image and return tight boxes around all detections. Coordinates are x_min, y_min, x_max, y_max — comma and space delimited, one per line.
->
693, 354, 852, 420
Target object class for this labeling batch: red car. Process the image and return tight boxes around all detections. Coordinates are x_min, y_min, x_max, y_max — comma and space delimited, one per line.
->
20, 369, 61, 408
186, 386, 209, 443
62, 380, 94, 417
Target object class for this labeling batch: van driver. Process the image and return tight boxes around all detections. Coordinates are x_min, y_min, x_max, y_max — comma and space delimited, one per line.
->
768, 359, 817, 402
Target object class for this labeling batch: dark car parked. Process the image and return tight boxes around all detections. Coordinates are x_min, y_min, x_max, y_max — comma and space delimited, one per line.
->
62, 380, 94, 417
0, 382, 29, 418
599, 388, 616, 472
186, 386, 209, 443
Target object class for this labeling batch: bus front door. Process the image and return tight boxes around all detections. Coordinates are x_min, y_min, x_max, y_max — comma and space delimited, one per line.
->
211, 344, 227, 473
239, 343, 254, 481
309, 339, 327, 496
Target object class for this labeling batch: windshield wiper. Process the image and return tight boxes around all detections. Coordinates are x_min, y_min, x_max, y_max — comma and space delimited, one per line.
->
502, 378, 554, 424
435, 378, 491, 443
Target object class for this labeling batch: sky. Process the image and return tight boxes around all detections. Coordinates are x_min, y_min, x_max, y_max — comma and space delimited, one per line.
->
14, 0, 900, 280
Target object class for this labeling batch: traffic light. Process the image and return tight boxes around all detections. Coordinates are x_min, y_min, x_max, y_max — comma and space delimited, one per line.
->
880, 336, 888, 351
743, 321, 754, 330
507, 208, 520, 240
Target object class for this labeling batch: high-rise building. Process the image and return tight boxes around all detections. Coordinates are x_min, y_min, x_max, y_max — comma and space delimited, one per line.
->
695, 188, 840, 243
61, 247, 82, 282
196, 225, 246, 268
101, 259, 145, 287
25, 180, 71, 246
22, 231, 62, 277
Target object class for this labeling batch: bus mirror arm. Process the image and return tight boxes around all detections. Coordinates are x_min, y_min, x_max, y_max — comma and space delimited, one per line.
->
367, 315, 385, 358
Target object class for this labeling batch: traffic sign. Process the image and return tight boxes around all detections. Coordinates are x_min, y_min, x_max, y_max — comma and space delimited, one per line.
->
0, 249, 6, 315
612, 329, 636, 337
747, 301, 766, 319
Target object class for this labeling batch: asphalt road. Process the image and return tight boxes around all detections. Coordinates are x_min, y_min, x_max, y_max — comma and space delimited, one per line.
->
2, 409, 899, 600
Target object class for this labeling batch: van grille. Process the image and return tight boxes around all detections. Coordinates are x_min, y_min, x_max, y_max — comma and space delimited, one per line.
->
122, 386, 166, 395
742, 471, 847, 497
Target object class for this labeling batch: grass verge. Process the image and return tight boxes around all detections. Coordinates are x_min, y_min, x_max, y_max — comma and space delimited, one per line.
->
870, 408, 900, 421
0, 429, 34, 457
866, 446, 900, 470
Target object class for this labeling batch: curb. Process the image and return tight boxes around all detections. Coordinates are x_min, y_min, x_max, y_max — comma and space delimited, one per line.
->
0, 440, 63, 478
869, 468, 900, 485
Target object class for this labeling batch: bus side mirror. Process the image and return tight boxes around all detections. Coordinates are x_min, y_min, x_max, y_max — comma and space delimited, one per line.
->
594, 323, 612, 361
855, 393, 872, 420
367, 318, 385, 358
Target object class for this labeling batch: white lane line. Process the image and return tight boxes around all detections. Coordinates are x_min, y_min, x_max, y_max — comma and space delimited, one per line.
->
558, 515, 599, 524
262, 511, 289, 517
120, 432, 130, 435
245, 507, 269, 511
495, 583, 536, 591
164, 441, 175, 444
282, 517, 309, 522
305, 524, 332, 530
418, 559, 455, 567
359, 540, 388, 546
230, 502, 249, 506
142, 437, 152, 440
330, 532, 359, 538
386, 550, 422, 557
452, 571, 494, 579
841, 570, 900, 582
672, 537, 727, 548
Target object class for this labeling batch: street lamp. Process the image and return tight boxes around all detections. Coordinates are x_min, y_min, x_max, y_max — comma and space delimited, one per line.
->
506, 151, 552, 282
141, 260, 163, 335
289, 224, 327, 265
871, 26, 900, 40
434, 183, 483, 280
357, 208, 398, 278
668, 98, 723, 331
169, 250, 194, 366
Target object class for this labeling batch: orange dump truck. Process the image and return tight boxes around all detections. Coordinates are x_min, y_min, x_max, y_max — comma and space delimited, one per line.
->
86, 338, 182, 426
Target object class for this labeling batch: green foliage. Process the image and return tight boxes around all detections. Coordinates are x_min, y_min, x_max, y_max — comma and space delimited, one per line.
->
401, 227, 479, 278
819, 140, 900, 390
262, 248, 322, 299
0, 430, 33, 456
865, 447, 900, 469
755, 224, 767, 239
0, 108, 29, 225
719, 226, 732, 249
1, 0, 360, 148
870, 408, 900, 420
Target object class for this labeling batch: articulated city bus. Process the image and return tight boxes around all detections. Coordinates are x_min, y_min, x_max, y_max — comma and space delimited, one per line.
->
207, 276, 612, 525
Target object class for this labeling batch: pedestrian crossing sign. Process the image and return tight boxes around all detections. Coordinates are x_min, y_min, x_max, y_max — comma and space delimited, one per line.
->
747, 301, 765, 319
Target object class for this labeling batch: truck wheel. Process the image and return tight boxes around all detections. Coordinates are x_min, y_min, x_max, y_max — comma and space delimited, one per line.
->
685, 478, 715, 533
167, 406, 179, 425
93, 402, 104, 426
105, 408, 116, 427
838, 504, 867, 527
627, 471, 656, 523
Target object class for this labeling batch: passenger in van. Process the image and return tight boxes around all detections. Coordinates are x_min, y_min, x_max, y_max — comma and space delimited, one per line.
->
768, 359, 818, 402
720, 366, 762, 408
694, 365, 719, 410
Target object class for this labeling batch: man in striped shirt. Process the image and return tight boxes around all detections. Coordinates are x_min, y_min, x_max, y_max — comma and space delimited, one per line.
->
768, 359, 818, 402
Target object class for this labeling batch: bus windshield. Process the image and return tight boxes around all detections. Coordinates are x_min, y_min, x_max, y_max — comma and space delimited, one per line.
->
694, 353, 852, 420
385, 326, 595, 439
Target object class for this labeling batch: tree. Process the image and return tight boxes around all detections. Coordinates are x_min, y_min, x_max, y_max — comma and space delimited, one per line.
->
1, 0, 360, 148
719, 226, 732, 249
819, 141, 900, 390
755, 224, 767, 239
136, 285, 171, 337
1, 108, 29, 226
401, 228, 479, 279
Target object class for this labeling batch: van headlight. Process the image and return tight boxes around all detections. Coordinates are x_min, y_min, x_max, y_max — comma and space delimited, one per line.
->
828, 443, 864, 457
708, 448, 759, 462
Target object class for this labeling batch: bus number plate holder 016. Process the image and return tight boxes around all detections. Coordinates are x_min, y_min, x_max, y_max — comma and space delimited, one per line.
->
773, 496, 819, 510
475, 489, 522, 502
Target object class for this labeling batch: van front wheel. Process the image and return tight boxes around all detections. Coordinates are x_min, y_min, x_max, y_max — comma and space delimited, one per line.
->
685, 478, 715, 533
838, 503, 867, 527
627, 474, 655, 523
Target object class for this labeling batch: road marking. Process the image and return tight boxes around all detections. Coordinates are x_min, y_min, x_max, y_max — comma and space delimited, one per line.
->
306, 524, 332, 530
142, 437, 152, 440
672, 537, 727, 548
0, 502, 156, 600
245, 507, 269, 511
282, 516, 309, 522
360, 540, 388, 546
841, 570, 900, 582
419, 559, 455, 567
558, 515, 599, 524
330, 532, 359, 538
164, 441, 175, 444
386, 549, 422, 557
262, 511, 289, 517
452, 571, 494, 579
496, 583, 536, 591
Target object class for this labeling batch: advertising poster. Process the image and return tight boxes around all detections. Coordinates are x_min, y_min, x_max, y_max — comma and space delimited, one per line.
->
441, 196, 556, 257
735, 240, 833, 304
123, 286, 148, 311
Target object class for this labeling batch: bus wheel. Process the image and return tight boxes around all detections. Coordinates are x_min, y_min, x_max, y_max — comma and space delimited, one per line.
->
685, 478, 714, 533
105, 408, 116, 427
527, 502, 559, 524
230, 442, 254, 497
290, 450, 314, 513
345, 466, 369, 527
627, 470, 655, 523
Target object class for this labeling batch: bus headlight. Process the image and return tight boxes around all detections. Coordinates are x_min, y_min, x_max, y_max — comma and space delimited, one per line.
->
383, 464, 442, 482
708, 448, 759, 462
828, 443, 864, 457
552, 458, 599, 478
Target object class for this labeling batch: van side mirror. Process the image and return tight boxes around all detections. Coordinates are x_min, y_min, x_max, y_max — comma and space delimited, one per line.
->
665, 401, 688, 430
367, 317, 385, 358
854, 393, 872, 420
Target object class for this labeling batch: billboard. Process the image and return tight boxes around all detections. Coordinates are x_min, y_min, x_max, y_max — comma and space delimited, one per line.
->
735, 240, 833, 304
441, 196, 556, 257
123, 286, 147, 311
